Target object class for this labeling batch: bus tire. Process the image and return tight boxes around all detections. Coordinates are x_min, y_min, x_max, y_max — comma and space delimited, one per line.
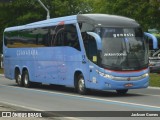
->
77, 74, 87, 95
116, 89, 128, 95
15, 70, 23, 87
22, 70, 31, 88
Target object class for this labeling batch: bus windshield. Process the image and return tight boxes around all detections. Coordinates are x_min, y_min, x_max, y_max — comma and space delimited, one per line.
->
96, 28, 148, 71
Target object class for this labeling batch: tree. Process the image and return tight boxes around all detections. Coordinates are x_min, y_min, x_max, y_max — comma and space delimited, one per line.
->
0, 0, 91, 53
90, 0, 160, 31
1, 0, 159, 53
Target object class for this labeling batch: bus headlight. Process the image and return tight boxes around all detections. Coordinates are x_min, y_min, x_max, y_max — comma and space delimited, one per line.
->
97, 71, 114, 79
104, 74, 114, 79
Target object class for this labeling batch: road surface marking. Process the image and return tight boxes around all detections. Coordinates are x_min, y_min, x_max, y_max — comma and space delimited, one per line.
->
0, 100, 82, 120
0, 84, 160, 111
132, 93, 160, 97
0, 100, 42, 111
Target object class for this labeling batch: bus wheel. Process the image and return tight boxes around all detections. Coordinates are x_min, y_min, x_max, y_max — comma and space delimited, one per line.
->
23, 70, 31, 88
77, 74, 87, 95
116, 89, 128, 95
15, 71, 23, 87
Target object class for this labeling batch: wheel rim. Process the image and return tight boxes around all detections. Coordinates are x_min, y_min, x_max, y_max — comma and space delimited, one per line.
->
17, 74, 21, 84
78, 78, 85, 92
24, 74, 28, 85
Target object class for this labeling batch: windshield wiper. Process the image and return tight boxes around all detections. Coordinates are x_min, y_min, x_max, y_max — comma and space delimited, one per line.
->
101, 64, 122, 70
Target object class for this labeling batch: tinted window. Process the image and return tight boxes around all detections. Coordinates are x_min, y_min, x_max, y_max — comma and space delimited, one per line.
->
82, 32, 97, 63
99, 27, 148, 70
5, 28, 49, 48
4, 24, 81, 50
79, 22, 94, 32
51, 24, 81, 50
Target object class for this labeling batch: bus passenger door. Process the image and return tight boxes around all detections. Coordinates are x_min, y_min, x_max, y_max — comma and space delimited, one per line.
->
83, 33, 99, 89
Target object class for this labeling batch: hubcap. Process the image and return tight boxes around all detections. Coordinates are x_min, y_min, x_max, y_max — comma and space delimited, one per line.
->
78, 78, 85, 92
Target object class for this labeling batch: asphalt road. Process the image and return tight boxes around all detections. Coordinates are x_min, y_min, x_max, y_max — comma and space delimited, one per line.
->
0, 74, 160, 120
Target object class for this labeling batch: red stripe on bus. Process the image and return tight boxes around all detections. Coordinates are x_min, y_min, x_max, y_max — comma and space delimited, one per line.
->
105, 68, 148, 73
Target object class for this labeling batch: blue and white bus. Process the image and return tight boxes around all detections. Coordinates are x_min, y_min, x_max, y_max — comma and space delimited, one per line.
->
145, 32, 160, 73
3, 14, 149, 95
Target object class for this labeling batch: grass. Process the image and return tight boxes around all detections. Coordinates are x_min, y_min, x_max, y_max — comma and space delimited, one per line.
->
149, 73, 160, 87
0, 68, 159, 87
0, 68, 3, 74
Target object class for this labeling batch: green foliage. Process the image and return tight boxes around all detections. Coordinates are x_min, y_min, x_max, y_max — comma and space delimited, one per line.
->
91, 0, 160, 31
0, 0, 91, 53
149, 73, 160, 87
52, 0, 91, 17
0, 0, 91, 26
0, 68, 3, 74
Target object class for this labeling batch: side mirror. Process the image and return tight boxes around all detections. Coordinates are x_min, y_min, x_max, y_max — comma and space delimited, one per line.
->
144, 32, 158, 49
87, 32, 102, 50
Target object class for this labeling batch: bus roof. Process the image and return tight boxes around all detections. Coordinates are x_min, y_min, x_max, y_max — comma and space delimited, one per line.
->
77, 14, 140, 28
4, 15, 77, 32
4, 14, 140, 32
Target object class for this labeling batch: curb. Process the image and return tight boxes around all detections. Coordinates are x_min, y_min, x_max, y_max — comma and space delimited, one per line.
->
0, 74, 4, 77
148, 86, 160, 90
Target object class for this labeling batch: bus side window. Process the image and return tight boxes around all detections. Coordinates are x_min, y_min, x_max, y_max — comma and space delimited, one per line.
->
19, 28, 49, 47
52, 25, 65, 46
65, 24, 81, 51
42, 32, 51, 46
54, 31, 64, 46
50, 28, 56, 46
6, 31, 19, 48
19, 29, 37, 47
4, 32, 9, 47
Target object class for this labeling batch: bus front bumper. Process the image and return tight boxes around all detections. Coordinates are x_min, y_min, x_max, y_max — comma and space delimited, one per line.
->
87, 75, 149, 90
101, 77, 149, 90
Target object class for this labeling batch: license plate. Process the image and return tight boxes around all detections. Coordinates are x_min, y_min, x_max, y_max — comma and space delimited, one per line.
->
124, 83, 133, 87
